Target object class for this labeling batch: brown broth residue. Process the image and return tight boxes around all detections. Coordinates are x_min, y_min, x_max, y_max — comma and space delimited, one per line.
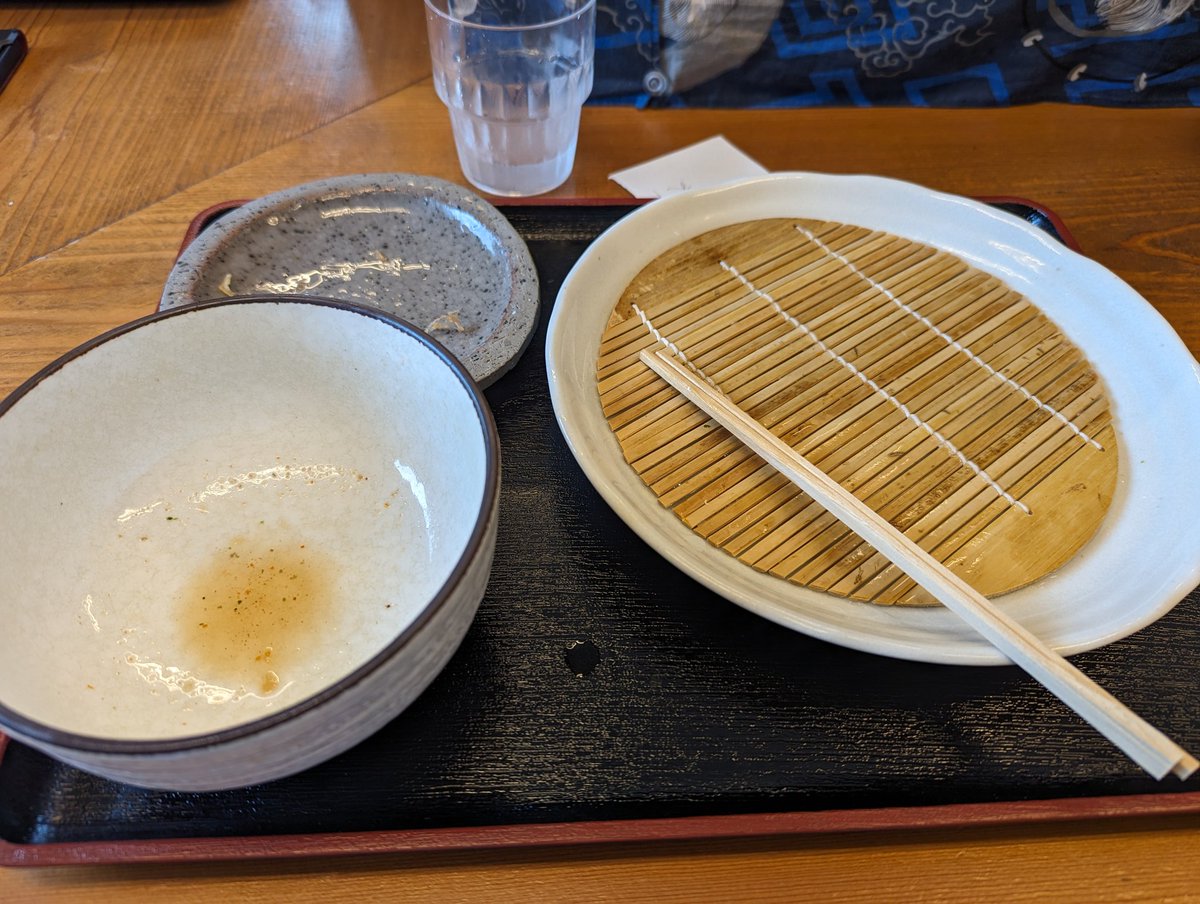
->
178, 536, 333, 695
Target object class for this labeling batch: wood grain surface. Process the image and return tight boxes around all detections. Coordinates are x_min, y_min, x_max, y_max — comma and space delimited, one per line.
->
0, 1, 430, 273
0, 2, 1198, 900
2, 818, 1200, 904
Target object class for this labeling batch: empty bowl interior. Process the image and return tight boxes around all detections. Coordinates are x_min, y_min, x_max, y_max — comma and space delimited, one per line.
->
0, 300, 490, 742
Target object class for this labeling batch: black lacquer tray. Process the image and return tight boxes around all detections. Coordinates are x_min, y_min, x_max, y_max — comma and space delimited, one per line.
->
1, 200, 1196, 866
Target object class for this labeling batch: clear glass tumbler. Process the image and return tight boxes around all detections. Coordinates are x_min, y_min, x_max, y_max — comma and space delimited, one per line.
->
424, 0, 596, 197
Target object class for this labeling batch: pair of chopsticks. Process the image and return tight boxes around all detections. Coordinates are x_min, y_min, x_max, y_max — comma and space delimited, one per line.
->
641, 347, 1198, 781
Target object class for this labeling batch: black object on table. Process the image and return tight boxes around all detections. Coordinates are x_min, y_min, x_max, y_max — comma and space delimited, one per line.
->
0, 201, 1196, 857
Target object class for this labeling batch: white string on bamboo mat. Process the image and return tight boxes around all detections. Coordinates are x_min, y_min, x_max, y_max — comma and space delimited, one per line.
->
794, 224, 1103, 451
719, 260, 1031, 516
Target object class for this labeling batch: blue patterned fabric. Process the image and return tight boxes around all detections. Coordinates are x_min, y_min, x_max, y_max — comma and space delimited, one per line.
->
592, 0, 1200, 106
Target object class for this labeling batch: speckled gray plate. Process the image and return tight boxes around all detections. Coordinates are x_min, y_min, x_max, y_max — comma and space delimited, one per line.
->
161, 173, 539, 387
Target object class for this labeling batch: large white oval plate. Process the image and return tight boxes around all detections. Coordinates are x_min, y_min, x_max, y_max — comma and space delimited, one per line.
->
546, 173, 1200, 665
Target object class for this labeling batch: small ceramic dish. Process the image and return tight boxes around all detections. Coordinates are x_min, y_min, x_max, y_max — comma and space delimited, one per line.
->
0, 297, 499, 790
161, 173, 539, 387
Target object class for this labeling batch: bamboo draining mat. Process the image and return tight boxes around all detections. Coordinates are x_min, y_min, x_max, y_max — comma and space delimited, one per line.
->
597, 218, 1118, 606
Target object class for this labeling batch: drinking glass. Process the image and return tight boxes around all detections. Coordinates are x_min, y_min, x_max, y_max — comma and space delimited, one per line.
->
424, 0, 596, 197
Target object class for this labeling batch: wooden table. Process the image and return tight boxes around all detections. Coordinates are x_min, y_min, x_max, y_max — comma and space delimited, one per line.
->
1, 3, 1198, 900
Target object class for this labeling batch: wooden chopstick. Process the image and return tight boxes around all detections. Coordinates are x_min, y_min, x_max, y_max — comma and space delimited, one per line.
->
641, 346, 1198, 781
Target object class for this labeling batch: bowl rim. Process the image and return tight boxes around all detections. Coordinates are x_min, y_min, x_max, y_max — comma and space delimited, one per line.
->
0, 295, 501, 756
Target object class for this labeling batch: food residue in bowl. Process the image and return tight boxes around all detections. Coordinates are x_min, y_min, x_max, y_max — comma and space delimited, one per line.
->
177, 535, 333, 697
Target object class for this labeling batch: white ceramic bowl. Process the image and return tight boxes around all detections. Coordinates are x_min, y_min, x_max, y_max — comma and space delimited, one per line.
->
0, 297, 499, 790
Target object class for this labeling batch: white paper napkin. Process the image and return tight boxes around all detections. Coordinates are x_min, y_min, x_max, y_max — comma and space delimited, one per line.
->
608, 136, 768, 199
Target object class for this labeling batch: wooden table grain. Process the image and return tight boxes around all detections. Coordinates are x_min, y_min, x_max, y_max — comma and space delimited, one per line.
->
1, 3, 1198, 900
